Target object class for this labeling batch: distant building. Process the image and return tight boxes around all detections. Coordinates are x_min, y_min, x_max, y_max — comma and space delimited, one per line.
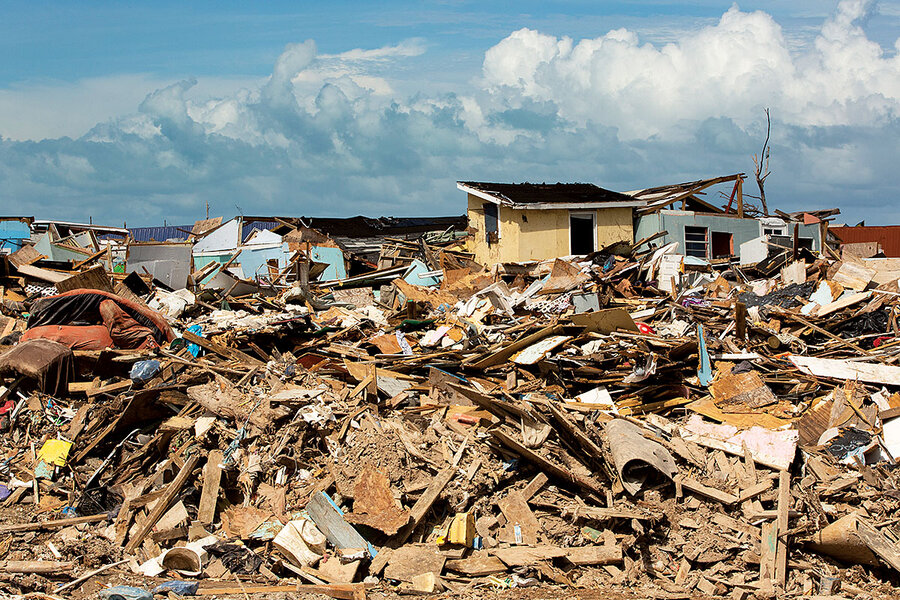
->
831, 225, 900, 258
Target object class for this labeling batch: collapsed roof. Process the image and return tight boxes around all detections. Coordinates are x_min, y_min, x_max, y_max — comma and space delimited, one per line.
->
457, 181, 646, 210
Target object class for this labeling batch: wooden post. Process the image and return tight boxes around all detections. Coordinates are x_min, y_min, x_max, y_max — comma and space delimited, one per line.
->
735, 302, 747, 341
792, 223, 799, 262
775, 470, 790, 587
300, 257, 309, 293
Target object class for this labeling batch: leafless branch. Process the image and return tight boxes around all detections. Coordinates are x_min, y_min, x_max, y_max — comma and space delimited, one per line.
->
753, 108, 771, 216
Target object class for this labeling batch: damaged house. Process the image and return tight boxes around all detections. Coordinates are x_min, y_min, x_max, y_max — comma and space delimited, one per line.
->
458, 181, 647, 264
459, 175, 830, 267
631, 174, 826, 264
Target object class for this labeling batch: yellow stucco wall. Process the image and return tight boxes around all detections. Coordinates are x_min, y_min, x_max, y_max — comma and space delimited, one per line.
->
466, 194, 634, 265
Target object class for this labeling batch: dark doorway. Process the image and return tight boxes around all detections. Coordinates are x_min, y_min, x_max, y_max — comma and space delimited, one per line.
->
711, 231, 734, 258
483, 203, 498, 244
570, 213, 595, 255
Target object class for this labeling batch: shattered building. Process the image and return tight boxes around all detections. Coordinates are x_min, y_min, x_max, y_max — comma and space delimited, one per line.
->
631, 175, 826, 264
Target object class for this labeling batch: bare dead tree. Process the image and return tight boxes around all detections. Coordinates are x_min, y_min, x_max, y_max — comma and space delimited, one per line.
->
752, 108, 772, 216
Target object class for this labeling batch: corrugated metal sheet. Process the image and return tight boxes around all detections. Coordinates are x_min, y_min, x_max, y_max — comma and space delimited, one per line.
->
831, 226, 900, 258
242, 219, 279, 242
128, 225, 193, 242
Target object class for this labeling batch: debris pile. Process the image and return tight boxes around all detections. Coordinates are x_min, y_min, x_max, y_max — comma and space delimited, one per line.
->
2, 216, 900, 600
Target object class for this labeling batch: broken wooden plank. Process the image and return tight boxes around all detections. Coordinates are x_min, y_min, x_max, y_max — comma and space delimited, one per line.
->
737, 479, 773, 503
789, 355, 900, 385
383, 544, 445, 583
491, 546, 566, 566
55, 264, 113, 293
564, 545, 623, 566
86, 379, 133, 398
393, 445, 464, 546
491, 429, 605, 496
55, 559, 129, 593
445, 553, 507, 576
831, 261, 876, 291
775, 470, 790, 587
0, 513, 109, 535
470, 325, 565, 369
676, 475, 738, 505
813, 290, 872, 317
855, 519, 900, 575
760, 521, 777, 584
0, 560, 73, 574
196, 583, 366, 600
498, 491, 542, 545
306, 492, 377, 557
198, 450, 224, 526
559, 506, 656, 521
522, 472, 549, 501
124, 453, 199, 553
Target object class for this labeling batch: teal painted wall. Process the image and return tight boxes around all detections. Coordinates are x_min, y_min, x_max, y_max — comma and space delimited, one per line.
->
634, 210, 821, 259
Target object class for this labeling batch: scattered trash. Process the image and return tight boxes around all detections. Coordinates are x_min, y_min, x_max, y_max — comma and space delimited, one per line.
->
1, 209, 900, 600
129, 359, 161, 383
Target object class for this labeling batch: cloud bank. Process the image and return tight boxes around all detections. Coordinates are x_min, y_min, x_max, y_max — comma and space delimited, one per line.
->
0, 0, 898, 225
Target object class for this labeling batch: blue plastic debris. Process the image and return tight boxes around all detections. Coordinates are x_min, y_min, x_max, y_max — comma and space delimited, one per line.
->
697, 324, 713, 387
152, 581, 199, 596
129, 360, 161, 383
185, 324, 203, 357
98, 585, 153, 600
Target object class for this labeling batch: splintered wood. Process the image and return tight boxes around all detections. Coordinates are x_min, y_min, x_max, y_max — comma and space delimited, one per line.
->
3, 209, 900, 599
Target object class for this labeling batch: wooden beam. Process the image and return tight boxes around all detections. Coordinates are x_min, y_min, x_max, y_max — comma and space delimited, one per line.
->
676, 475, 738, 505
492, 429, 605, 496
86, 379, 133, 398
181, 330, 264, 367
196, 583, 366, 600
0, 560, 74, 574
780, 311, 873, 357
0, 513, 109, 535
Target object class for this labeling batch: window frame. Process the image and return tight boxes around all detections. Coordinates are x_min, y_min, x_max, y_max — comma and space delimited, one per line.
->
684, 225, 709, 258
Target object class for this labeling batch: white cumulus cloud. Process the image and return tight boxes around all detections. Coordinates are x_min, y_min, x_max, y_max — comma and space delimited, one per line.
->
481, 0, 900, 138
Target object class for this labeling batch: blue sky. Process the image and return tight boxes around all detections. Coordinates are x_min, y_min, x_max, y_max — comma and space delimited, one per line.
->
1, 0, 898, 225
